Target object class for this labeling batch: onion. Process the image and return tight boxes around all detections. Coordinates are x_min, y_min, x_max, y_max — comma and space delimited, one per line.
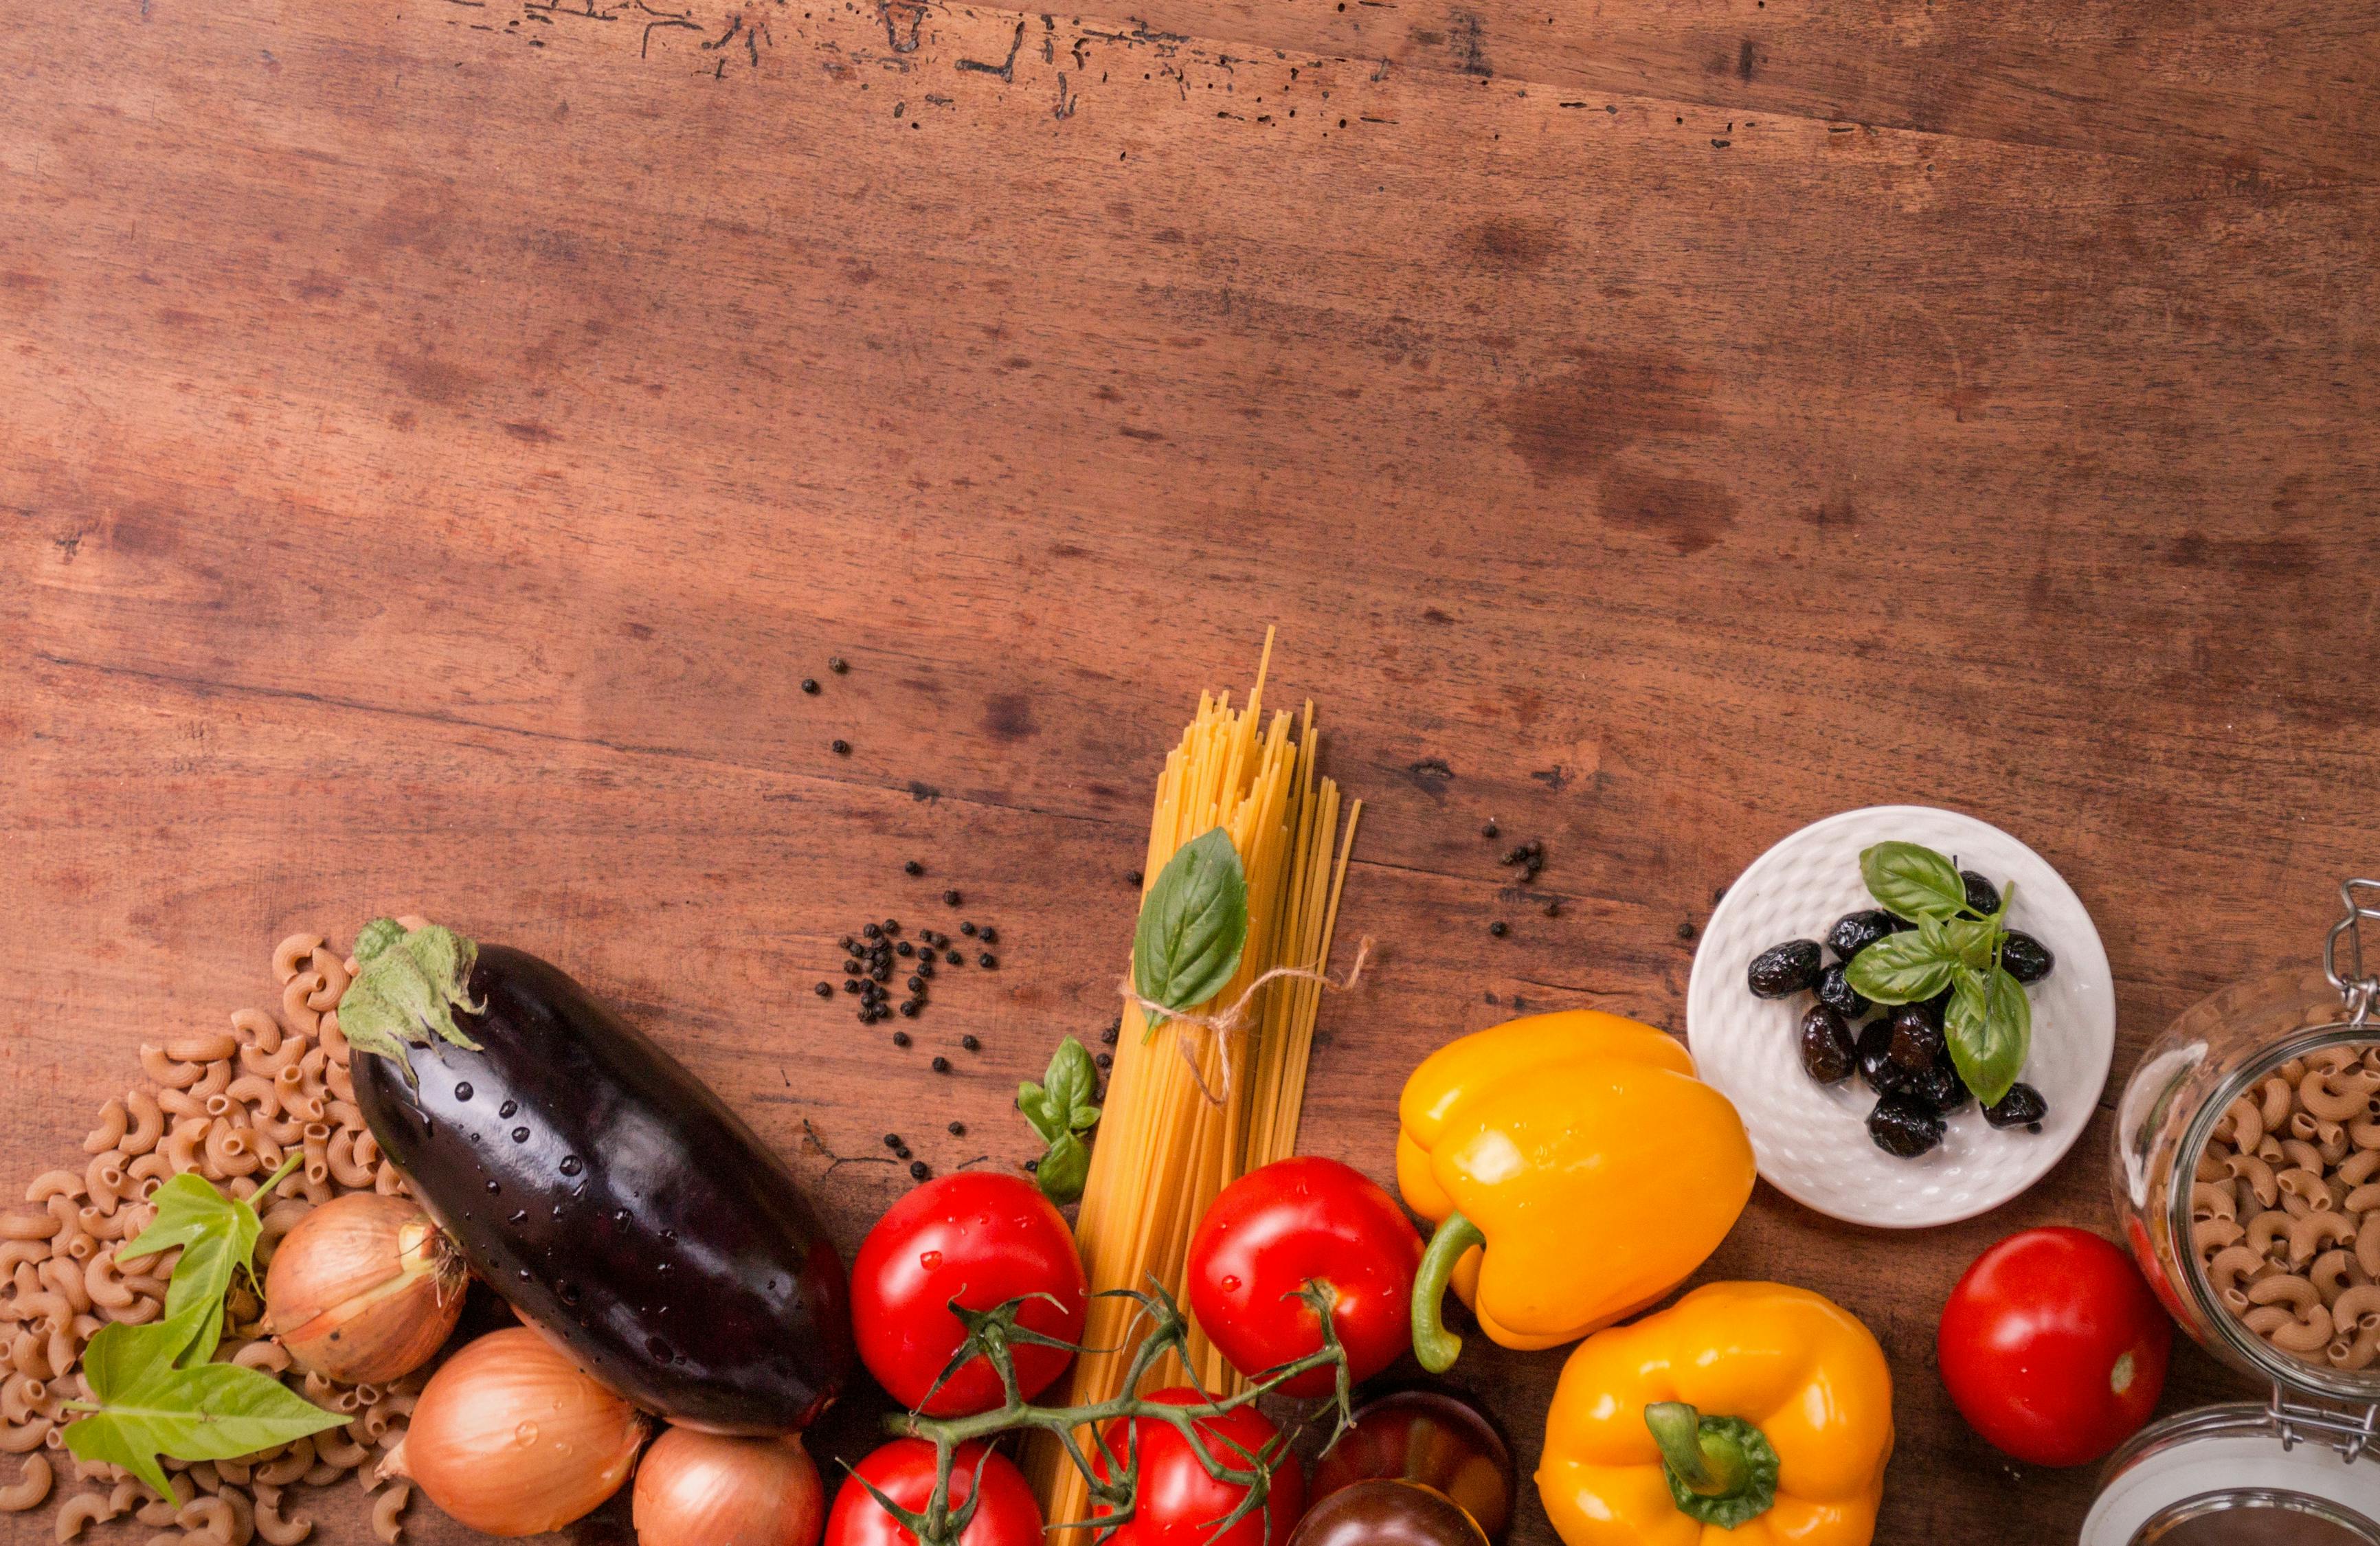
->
383, 1327, 648, 1536
264, 1193, 465, 1384
633, 1426, 824, 1546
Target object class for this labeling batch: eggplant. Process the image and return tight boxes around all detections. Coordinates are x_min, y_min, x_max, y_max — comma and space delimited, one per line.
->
343, 919, 853, 1434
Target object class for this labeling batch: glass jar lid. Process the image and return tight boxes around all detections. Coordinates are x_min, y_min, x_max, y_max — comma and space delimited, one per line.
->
2085, 1400, 2380, 1545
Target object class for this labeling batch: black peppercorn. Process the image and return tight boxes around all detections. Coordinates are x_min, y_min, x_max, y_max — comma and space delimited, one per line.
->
1678, 921, 1697, 941
840, 936, 858, 953
1095, 1051, 1113, 1069
1100, 1027, 1119, 1045
932, 1055, 950, 1073
802, 678, 820, 694
871, 964, 891, 983
843, 979, 860, 994
944, 889, 963, 906
1127, 871, 1143, 885
1489, 921, 1508, 937
904, 860, 923, 876
980, 927, 998, 945
899, 1001, 920, 1018
829, 657, 848, 673
908, 976, 925, 992
961, 1034, 980, 1051
892, 1030, 912, 1046
945, 950, 963, 965
961, 922, 977, 937
883, 1133, 903, 1148
978, 953, 997, 969
831, 739, 851, 755
895, 1144, 910, 1159
862, 923, 880, 939
1482, 820, 1498, 838
883, 918, 901, 933
855, 1008, 873, 1024
917, 961, 934, 978
842, 959, 862, 975
1024, 1158, 1040, 1173
909, 1160, 929, 1180
947, 1121, 966, 1136
897, 941, 914, 957
813, 982, 832, 998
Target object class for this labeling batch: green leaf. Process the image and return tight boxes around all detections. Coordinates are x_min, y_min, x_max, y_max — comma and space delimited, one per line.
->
1035, 1132, 1091, 1205
1132, 829, 1249, 1029
65, 1358, 345, 1499
339, 919, 485, 1076
1942, 917, 2006, 972
1843, 931, 1956, 1005
1860, 842, 1970, 923
117, 1176, 256, 1366
1946, 966, 2031, 1108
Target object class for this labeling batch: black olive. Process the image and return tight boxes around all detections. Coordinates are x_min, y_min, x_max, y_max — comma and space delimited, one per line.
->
1815, 963, 1872, 1020
1825, 909, 1902, 963
1960, 870, 2001, 915
1798, 1005, 1856, 1084
1858, 1018, 1923, 1098
1887, 1002, 1945, 1071
1909, 1052, 1972, 1114
1747, 940, 1823, 998
1984, 1082, 2049, 1130
2002, 931, 2056, 985
1867, 1094, 1946, 1158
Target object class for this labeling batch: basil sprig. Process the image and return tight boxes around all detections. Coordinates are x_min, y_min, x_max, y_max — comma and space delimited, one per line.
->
1018, 1037, 1103, 1205
1844, 840, 2032, 1107
1130, 827, 1250, 1031
63, 1158, 344, 1494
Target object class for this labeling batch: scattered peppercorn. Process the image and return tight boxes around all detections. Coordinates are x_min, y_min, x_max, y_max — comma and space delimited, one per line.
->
843, 979, 861, 994
944, 949, 962, 965
863, 923, 881, 939
931, 1056, 951, 1073
831, 739, 851, 755
813, 982, 832, 998
892, 1030, 912, 1047
907, 975, 925, 992
1678, 921, 1697, 941
961, 1034, 980, 1051
829, 657, 849, 673
895, 1144, 911, 1159
978, 953, 997, 969
1100, 1026, 1119, 1045
802, 678, 820, 694
1127, 870, 1143, 885
1024, 1158, 1040, 1173
904, 860, 923, 876
947, 1121, 966, 1136
1482, 820, 1498, 838
883, 1134, 903, 1149
961, 922, 977, 937
979, 927, 998, 945
1489, 921, 1509, 937
1094, 1051, 1113, 1069
943, 889, 963, 906
909, 1160, 929, 1180
883, 918, 901, 933
899, 1001, 920, 1018
897, 941, 914, 957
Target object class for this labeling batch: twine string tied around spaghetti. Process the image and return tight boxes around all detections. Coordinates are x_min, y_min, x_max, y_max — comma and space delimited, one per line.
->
1114, 937, 1373, 1106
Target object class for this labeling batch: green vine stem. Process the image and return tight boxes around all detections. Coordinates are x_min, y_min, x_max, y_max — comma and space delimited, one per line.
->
877, 1280, 1356, 1546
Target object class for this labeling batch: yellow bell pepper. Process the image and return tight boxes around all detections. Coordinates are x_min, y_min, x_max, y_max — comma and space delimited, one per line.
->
1397, 1011, 1754, 1368
1538, 1281, 1894, 1546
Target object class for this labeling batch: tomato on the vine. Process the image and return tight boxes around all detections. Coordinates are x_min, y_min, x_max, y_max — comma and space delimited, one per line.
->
1093, 1389, 1306, 1546
825, 1439, 1044, 1546
852, 1174, 1088, 1415
1186, 1156, 1423, 1396
1937, 1226, 2173, 1467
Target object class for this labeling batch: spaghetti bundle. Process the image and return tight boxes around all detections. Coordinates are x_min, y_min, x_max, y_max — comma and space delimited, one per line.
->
1031, 633, 1360, 1523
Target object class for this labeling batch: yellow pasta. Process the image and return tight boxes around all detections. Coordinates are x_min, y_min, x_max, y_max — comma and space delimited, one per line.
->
1029, 636, 1361, 1524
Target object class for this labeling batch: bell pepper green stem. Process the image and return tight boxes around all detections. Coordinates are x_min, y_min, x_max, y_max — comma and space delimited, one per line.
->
1411, 1211, 1485, 1374
1641, 1403, 1782, 1529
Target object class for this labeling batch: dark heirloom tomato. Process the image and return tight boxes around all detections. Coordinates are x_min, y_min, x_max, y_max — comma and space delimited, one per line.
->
1308, 1391, 1514, 1543
1187, 1157, 1424, 1396
851, 1174, 1087, 1416
1288, 1481, 1485, 1546
825, 1439, 1043, 1546
1937, 1226, 2171, 1467
1094, 1389, 1305, 1546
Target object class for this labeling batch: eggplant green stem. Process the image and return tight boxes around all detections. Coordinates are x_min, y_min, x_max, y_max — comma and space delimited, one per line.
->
1411, 1210, 1485, 1374
1642, 1403, 1782, 1529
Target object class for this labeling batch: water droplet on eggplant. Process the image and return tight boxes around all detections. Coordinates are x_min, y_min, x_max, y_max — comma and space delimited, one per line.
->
511, 1126, 530, 1143
499, 1099, 519, 1118
560, 1156, 583, 1176
454, 1082, 474, 1101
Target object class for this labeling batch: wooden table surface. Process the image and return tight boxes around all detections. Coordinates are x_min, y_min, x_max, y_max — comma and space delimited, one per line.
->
7, 0, 2379, 1538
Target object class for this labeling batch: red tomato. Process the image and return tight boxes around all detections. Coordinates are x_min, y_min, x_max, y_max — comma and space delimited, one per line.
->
1186, 1157, 1424, 1396
852, 1174, 1088, 1415
825, 1439, 1043, 1546
1094, 1388, 1306, 1546
1937, 1226, 2173, 1467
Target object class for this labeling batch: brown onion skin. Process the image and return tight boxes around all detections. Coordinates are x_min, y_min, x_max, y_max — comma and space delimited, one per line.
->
265, 1193, 463, 1385
1286, 1481, 1486, 1546
1309, 1391, 1515, 1543
388, 1327, 647, 1536
633, 1427, 825, 1546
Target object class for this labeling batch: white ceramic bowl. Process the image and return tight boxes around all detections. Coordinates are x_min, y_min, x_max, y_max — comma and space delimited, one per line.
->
1686, 805, 2115, 1229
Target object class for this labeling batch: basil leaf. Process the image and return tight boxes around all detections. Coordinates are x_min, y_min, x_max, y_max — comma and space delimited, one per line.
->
1035, 1131, 1091, 1205
1946, 966, 2030, 1108
1861, 842, 1969, 923
117, 1174, 263, 1366
1942, 917, 2005, 972
65, 1358, 345, 1498
1132, 829, 1249, 1029
1843, 932, 1955, 1005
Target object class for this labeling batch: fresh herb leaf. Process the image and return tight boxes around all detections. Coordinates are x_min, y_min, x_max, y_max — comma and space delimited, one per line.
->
64, 1350, 346, 1497
1946, 966, 2030, 1107
1018, 1038, 1101, 1204
116, 1157, 297, 1366
1942, 917, 2005, 972
339, 919, 486, 1077
1859, 842, 1970, 923
1131, 829, 1249, 1031
1843, 931, 1956, 1005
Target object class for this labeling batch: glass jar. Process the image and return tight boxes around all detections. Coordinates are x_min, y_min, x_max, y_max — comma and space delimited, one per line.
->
2091, 882, 2380, 1543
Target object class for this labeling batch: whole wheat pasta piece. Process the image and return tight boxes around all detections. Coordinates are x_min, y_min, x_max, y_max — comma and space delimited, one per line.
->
2342, 1149, 2380, 1187
186, 1460, 219, 1494
203, 1123, 262, 1178
372, 1481, 409, 1543
240, 1038, 303, 1080
2194, 1145, 2233, 1185
2295, 1211, 2362, 1263
109, 1291, 162, 1327
1, 1376, 44, 1426
257, 1202, 311, 1257
54, 1490, 118, 1540
2319, 1121, 2353, 1167
0, 1418, 51, 1455
2245, 1209, 2295, 1264
157, 1090, 206, 1122
2258, 1134, 2290, 1164
189, 1061, 231, 1104
2335, 1284, 2380, 1332
2312, 1046, 2362, 1074
0, 1244, 43, 1279
2208, 1244, 2268, 1310
2192, 1181, 2239, 1223
2195, 1217, 2246, 1258
14, 1292, 71, 1335
273, 935, 326, 985
251, 1483, 311, 1545
45, 1327, 78, 1382
2225, 1096, 2267, 1153
2353, 1115, 2380, 1151
280, 976, 323, 1038
352, 1131, 381, 1170
300, 1462, 347, 1488
2278, 1168, 2335, 1214
225, 1077, 281, 1122
372, 1165, 407, 1199
176, 1494, 236, 1544
2308, 1246, 2356, 1302
2226, 1152, 2280, 1208
0, 1215, 58, 1243
2282, 1136, 2326, 1174
38, 1258, 89, 1317
324, 1134, 372, 1191
164, 1033, 238, 1066
76, 1205, 129, 1242
2333, 1325, 2380, 1371
2260, 1076, 2297, 1130
84, 1153, 128, 1215
214, 1459, 249, 1486
233, 1007, 284, 1055
375, 1389, 416, 1416
2274, 1299, 2337, 1353
324, 1101, 363, 1135
24, 1173, 82, 1207
106, 1481, 142, 1513
322, 1062, 353, 1107
137, 1474, 194, 1521
0, 1453, 50, 1511
162, 1121, 212, 1175
2304, 1068, 2380, 1121
81, 1101, 128, 1158
252, 1440, 313, 1488
306, 951, 350, 1012
52, 1229, 93, 1265
232, 1341, 291, 1374
119, 1093, 165, 1158
2245, 1303, 2293, 1336
319, 1016, 348, 1069
312, 1434, 368, 1471
2283, 1057, 2312, 1083
139, 1048, 203, 1090
2348, 1185, 2380, 1214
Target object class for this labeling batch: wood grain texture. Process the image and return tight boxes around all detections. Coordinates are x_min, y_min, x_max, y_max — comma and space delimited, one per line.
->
5, 0, 2378, 1536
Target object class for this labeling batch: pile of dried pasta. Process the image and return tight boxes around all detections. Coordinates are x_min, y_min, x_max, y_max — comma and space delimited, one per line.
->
2194, 1044, 2380, 1370
0, 932, 419, 1543
1031, 634, 1360, 1525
